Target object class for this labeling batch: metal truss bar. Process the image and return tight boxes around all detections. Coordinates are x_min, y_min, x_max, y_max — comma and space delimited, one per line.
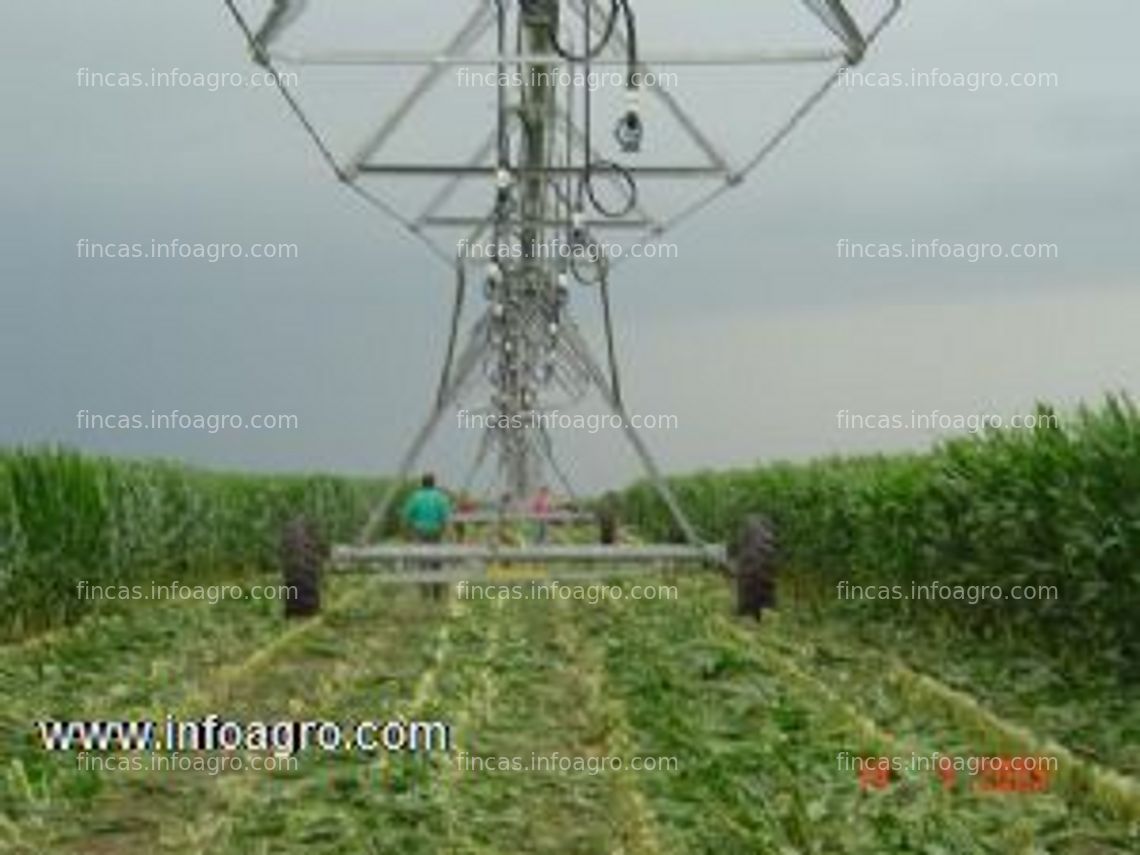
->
426, 215, 652, 229
559, 320, 714, 558
222, 0, 454, 270
620, 68, 847, 259
436, 259, 467, 407
614, 0, 904, 267
416, 130, 498, 224
463, 214, 496, 251
329, 562, 711, 584
356, 314, 492, 545
344, 3, 495, 179
483, 153, 620, 246
221, 0, 341, 178
452, 510, 593, 524
461, 427, 498, 494
269, 49, 845, 67
599, 270, 623, 406
549, 107, 662, 231
803, 0, 867, 61
342, 182, 455, 267
358, 164, 725, 177
253, 0, 309, 51
550, 334, 595, 392
572, 0, 731, 172
868, 1, 905, 43
534, 426, 581, 502
332, 542, 725, 566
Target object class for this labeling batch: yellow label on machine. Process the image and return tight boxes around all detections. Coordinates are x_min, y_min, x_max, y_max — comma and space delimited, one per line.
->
487, 563, 549, 581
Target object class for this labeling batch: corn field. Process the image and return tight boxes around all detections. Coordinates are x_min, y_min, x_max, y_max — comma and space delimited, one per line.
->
620, 396, 1140, 680
2, 405, 1138, 852
0, 449, 388, 642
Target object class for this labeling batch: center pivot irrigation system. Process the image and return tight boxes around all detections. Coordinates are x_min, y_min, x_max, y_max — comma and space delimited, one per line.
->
222, 0, 902, 615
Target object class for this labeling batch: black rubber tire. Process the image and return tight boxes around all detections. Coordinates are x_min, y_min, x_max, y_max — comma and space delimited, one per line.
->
731, 515, 777, 619
281, 516, 322, 618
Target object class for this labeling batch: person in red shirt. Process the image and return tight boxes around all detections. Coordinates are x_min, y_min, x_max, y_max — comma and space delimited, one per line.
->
530, 486, 553, 545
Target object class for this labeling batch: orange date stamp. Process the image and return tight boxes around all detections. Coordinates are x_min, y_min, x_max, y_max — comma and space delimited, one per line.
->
840, 752, 1055, 793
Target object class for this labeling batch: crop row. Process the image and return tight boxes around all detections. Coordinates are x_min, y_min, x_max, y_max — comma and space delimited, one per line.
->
0, 448, 390, 641
618, 396, 1140, 680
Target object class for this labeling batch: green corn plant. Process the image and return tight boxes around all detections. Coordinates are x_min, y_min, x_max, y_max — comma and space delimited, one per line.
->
618, 396, 1140, 680
0, 447, 389, 642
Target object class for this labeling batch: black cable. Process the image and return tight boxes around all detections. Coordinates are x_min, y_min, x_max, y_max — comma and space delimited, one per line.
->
570, 250, 607, 286
611, 0, 643, 152
585, 161, 638, 218
581, 0, 594, 211
495, 0, 509, 169
492, 0, 512, 251
617, 0, 638, 89
436, 259, 467, 408
549, 0, 637, 89
548, 0, 619, 61
579, 0, 637, 219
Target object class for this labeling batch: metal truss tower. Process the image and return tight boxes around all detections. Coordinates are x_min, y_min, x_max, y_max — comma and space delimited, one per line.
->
223, 0, 903, 556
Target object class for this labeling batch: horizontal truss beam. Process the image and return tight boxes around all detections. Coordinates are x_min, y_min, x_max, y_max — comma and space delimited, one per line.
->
269, 49, 846, 67
358, 164, 727, 178
452, 510, 596, 524
332, 542, 726, 567
424, 215, 652, 229
329, 563, 714, 584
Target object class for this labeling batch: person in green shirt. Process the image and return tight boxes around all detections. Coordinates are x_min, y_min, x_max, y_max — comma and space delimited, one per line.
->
402, 473, 453, 599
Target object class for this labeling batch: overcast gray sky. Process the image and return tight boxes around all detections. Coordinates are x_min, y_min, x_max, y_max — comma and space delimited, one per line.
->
1, 1, 1137, 490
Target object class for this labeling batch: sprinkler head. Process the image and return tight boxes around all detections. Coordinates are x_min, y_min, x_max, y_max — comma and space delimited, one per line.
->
615, 110, 643, 153
570, 211, 587, 245
615, 90, 644, 153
